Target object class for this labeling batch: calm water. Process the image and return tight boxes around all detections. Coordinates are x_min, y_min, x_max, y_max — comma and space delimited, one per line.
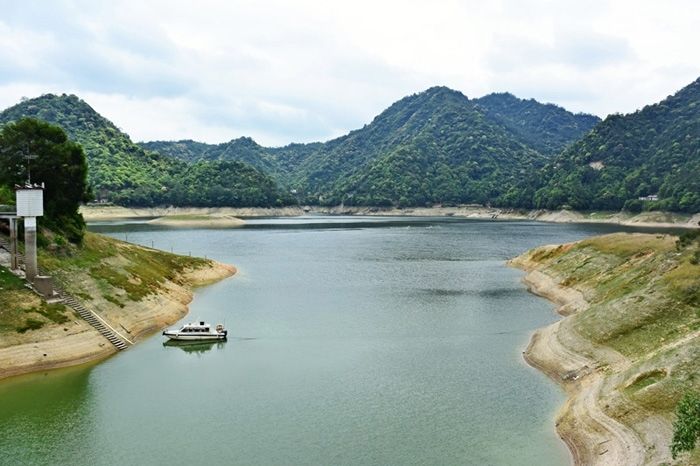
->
0, 217, 656, 465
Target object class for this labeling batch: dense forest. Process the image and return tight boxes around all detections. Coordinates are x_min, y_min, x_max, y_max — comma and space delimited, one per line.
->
144, 87, 599, 206
1, 78, 698, 213
0, 95, 291, 208
519, 77, 700, 213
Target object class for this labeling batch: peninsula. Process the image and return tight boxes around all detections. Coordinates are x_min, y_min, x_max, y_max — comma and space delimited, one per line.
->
510, 232, 700, 465
0, 232, 235, 380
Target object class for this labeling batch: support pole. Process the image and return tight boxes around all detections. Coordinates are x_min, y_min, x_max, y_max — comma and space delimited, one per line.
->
24, 217, 37, 281
9, 217, 17, 270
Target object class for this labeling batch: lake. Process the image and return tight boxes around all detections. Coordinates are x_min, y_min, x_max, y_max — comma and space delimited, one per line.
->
0, 216, 656, 465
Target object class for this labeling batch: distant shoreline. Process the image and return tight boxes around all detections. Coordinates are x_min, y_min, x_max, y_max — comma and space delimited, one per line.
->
82, 204, 700, 230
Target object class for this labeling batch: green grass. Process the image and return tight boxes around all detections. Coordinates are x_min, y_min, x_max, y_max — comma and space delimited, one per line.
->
31, 303, 70, 324
0, 266, 71, 335
103, 294, 125, 308
40, 231, 210, 303
0, 266, 26, 290
16, 318, 44, 333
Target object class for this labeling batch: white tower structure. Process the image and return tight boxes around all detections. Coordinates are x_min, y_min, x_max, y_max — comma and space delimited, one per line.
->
16, 184, 43, 281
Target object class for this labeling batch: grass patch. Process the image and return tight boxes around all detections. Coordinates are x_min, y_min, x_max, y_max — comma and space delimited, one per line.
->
74, 291, 92, 301
39, 231, 210, 302
103, 294, 125, 308
31, 303, 70, 324
626, 369, 668, 393
0, 266, 26, 290
578, 233, 675, 259
16, 318, 45, 333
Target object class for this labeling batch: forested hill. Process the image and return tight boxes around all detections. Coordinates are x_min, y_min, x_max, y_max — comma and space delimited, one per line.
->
292, 86, 547, 206
141, 136, 282, 177
142, 86, 598, 206
0, 94, 291, 207
530, 77, 700, 213
474, 93, 600, 156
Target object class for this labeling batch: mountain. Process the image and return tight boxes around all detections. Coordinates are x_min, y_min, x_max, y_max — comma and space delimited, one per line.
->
141, 136, 283, 178
531, 77, 700, 213
294, 86, 544, 205
143, 86, 599, 206
0, 94, 291, 207
474, 92, 600, 156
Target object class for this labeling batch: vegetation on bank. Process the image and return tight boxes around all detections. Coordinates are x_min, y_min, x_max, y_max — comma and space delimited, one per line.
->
672, 391, 700, 459
39, 232, 209, 304
521, 231, 700, 463
0, 265, 72, 337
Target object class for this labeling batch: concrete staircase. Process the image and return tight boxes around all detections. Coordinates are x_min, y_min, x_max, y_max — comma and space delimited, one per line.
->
0, 235, 131, 351
57, 292, 130, 350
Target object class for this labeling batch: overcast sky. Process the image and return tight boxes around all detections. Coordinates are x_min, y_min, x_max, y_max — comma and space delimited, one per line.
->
0, 0, 698, 146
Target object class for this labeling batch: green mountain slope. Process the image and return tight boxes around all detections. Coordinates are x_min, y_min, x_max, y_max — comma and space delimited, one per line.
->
307, 87, 543, 205
142, 87, 598, 206
474, 92, 600, 156
288, 86, 600, 205
141, 138, 322, 184
532, 77, 700, 213
0, 94, 291, 207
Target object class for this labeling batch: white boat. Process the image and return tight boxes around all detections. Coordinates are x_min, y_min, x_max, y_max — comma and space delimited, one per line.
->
162, 321, 227, 341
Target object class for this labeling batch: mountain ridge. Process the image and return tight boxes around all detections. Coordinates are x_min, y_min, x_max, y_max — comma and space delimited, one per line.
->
141, 86, 600, 206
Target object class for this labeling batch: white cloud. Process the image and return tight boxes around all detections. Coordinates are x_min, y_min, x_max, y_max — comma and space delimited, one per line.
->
0, 0, 698, 145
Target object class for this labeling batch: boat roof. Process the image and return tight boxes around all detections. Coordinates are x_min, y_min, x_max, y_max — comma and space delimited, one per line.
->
182, 321, 210, 327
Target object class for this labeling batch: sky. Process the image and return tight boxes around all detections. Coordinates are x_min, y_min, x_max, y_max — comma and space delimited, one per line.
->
0, 0, 698, 146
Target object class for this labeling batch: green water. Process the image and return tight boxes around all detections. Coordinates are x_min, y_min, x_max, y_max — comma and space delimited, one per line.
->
0, 217, 649, 465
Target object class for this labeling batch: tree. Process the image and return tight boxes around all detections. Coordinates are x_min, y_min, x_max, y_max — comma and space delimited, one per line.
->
0, 118, 91, 243
671, 392, 700, 459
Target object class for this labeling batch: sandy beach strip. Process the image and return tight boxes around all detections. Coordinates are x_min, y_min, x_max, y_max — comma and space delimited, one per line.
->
509, 252, 646, 466
81, 204, 700, 229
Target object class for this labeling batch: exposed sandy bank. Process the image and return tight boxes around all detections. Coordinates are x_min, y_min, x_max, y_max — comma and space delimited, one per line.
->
509, 237, 698, 466
0, 260, 235, 381
148, 214, 245, 228
81, 205, 306, 220
511, 250, 643, 466
81, 204, 700, 229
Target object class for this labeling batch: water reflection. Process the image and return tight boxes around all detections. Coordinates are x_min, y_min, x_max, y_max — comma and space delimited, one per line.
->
162, 339, 226, 355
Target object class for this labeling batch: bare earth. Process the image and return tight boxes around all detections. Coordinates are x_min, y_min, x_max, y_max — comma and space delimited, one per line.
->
0, 260, 236, 381
509, 249, 680, 466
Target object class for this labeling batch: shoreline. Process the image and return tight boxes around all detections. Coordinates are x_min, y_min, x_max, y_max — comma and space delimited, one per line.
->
510, 249, 646, 466
0, 260, 236, 382
81, 205, 700, 230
